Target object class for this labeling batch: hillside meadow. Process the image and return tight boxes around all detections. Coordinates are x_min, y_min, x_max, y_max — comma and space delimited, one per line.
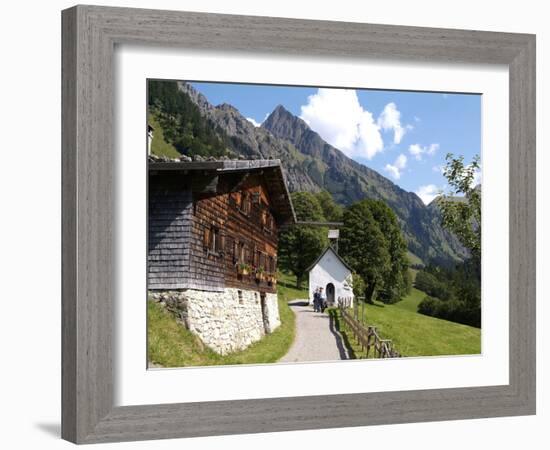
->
333, 287, 481, 358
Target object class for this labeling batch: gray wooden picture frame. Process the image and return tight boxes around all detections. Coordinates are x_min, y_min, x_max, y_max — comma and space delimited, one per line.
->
61, 4, 536, 444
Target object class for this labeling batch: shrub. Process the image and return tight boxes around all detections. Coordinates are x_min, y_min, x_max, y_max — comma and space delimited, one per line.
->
418, 295, 439, 316
414, 270, 452, 300
418, 295, 480, 328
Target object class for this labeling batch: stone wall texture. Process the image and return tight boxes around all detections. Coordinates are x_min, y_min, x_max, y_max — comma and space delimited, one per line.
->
150, 288, 280, 355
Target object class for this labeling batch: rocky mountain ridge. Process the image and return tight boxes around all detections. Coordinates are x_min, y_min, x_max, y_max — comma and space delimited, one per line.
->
174, 81, 467, 266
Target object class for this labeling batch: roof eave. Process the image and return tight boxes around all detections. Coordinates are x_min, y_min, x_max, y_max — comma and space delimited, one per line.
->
148, 159, 296, 225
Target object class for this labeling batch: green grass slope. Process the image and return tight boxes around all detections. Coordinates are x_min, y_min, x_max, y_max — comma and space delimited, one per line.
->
148, 113, 181, 158
392, 287, 425, 313
342, 289, 481, 357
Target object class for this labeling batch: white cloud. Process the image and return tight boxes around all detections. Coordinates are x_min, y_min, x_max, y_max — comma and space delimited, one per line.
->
377, 102, 410, 144
432, 164, 444, 173
409, 144, 423, 159
384, 153, 408, 180
299, 89, 414, 160
246, 117, 261, 127
416, 184, 441, 205
299, 88, 384, 159
409, 143, 439, 160
471, 166, 482, 188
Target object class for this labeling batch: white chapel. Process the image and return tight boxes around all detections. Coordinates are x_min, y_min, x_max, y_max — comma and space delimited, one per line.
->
307, 245, 354, 308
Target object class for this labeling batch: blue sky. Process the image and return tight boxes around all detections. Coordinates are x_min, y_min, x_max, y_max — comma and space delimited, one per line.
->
191, 82, 481, 204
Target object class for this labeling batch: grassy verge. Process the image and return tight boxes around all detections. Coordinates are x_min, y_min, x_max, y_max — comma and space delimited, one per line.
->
330, 289, 481, 358
148, 292, 296, 368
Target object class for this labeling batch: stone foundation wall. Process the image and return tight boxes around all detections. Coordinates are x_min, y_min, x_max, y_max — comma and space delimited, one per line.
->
262, 293, 280, 333
150, 288, 280, 355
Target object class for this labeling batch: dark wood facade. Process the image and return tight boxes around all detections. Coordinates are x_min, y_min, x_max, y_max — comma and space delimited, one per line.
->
148, 160, 295, 293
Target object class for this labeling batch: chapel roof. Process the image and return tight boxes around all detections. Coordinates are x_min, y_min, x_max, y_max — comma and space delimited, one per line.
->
306, 245, 354, 273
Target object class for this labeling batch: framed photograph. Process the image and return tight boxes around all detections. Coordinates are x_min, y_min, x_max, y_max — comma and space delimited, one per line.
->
62, 5, 536, 444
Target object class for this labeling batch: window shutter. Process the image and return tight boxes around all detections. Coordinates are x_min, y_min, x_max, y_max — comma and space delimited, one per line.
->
224, 235, 231, 255
203, 226, 210, 250
216, 229, 223, 254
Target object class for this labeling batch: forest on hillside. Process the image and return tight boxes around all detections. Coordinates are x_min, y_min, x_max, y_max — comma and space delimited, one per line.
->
148, 80, 229, 157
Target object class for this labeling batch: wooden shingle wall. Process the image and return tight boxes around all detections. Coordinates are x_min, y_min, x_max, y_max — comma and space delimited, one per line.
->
147, 181, 193, 289
188, 193, 228, 292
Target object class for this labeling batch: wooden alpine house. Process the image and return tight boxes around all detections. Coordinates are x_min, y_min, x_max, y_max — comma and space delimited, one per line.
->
148, 158, 296, 355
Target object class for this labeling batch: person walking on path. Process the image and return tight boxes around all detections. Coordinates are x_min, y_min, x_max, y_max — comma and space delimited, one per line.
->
319, 287, 326, 313
313, 287, 320, 312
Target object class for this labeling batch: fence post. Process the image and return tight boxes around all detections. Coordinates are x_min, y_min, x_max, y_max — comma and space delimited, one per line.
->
339, 303, 400, 359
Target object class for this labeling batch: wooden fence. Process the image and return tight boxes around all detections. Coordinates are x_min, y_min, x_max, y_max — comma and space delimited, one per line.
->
337, 301, 400, 359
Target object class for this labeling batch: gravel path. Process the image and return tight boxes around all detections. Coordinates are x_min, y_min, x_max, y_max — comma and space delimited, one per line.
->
279, 300, 350, 363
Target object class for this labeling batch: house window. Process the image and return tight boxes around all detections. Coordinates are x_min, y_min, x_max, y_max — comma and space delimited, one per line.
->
251, 191, 261, 205
204, 225, 221, 256
263, 210, 274, 234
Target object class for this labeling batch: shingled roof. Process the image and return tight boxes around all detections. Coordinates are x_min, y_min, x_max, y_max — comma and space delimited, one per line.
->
149, 157, 296, 225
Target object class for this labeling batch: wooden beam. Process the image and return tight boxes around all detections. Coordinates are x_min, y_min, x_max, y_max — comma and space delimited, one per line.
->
295, 221, 344, 227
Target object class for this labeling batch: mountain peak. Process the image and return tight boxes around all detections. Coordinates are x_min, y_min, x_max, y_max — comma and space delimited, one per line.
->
264, 104, 295, 125
262, 103, 310, 141
273, 104, 290, 114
